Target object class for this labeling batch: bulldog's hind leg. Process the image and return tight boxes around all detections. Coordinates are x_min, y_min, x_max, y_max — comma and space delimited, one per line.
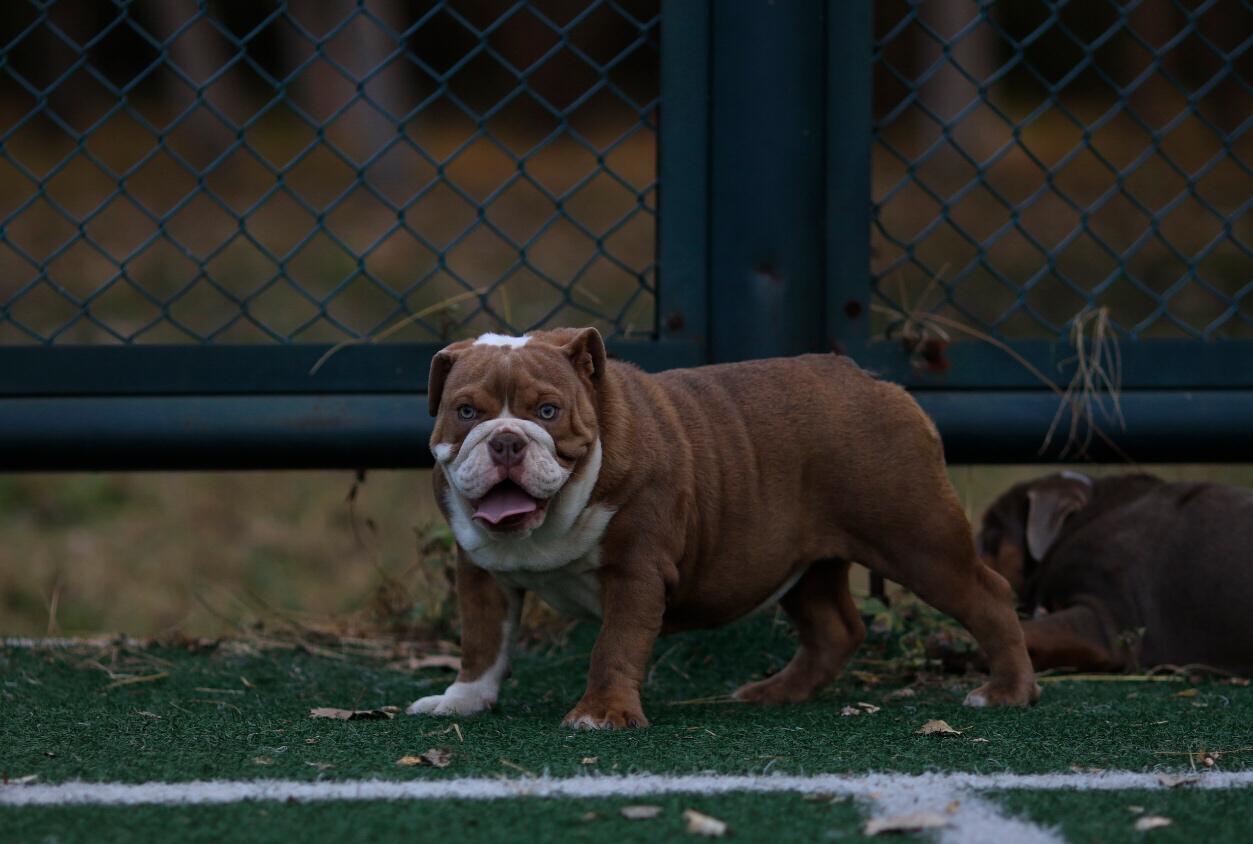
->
733, 560, 865, 705
870, 525, 1040, 707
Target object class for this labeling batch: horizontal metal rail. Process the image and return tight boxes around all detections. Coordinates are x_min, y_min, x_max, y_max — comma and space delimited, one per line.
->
5, 389, 1251, 471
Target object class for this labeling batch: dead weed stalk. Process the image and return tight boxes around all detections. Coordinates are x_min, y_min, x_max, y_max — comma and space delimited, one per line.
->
874, 277, 1133, 463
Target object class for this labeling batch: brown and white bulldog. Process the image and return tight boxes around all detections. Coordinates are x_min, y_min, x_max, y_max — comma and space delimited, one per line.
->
409, 327, 1039, 728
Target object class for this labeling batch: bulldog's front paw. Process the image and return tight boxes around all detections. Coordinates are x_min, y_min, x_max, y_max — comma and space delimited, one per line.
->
963, 679, 1042, 708
407, 682, 496, 717
561, 692, 649, 730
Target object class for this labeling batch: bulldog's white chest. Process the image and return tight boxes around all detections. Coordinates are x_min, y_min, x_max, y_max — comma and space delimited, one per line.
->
493, 553, 603, 622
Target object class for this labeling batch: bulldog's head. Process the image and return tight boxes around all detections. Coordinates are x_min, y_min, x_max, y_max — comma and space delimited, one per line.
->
427, 327, 606, 540
976, 471, 1094, 592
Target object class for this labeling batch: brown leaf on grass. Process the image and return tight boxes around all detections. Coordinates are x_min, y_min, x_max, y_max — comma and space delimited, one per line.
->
858, 702, 881, 714
253, 756, 274, 766
915, 719, 962, 736
683, 809, 729, 837
619, 805, 663, 820
422, 747, 453, 768
309, 707, 395, 721
1157, 774, 1199, 788
1134, 815, 1173, 831
840, 706, 861, 716
864, 811, 950, 836
1173, 688, 1199, 698
396, 756, 423, 767
411, 655, 462, 671
581, 756, 600, 766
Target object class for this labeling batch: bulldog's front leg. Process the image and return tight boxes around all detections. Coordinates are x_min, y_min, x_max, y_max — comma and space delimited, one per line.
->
562, 563, 666, 730
408, 553, 522, 717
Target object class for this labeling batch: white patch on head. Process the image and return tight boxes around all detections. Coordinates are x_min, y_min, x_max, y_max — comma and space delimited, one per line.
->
473, 333, 530, 349
407, 591, 522, 717
1060, 471, 1094, 486
446, 438, 614, 574
431, 442, 453, 463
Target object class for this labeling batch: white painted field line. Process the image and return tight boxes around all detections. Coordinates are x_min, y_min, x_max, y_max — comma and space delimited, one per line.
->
4, 770, 1253, 808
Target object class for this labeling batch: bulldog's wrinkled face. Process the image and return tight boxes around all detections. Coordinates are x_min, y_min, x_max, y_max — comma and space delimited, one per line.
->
428, 329, 604, 540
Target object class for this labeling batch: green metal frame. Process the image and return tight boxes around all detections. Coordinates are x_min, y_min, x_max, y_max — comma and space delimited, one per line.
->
3, 0, 1253, 470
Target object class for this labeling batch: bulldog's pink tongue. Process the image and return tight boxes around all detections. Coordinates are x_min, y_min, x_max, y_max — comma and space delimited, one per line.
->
473, 483, 539, 525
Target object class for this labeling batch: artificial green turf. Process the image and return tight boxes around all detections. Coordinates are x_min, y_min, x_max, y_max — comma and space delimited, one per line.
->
993, 788, 1253, 843
3, 615, 1253, 783
0, 792, 891, 844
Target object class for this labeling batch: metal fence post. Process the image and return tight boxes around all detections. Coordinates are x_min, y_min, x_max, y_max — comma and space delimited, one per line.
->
707, 0, 829, 363
825, 1, 874, 358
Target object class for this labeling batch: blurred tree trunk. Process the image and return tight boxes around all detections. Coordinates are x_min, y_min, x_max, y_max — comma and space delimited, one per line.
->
285, 0, 415, 183
148, 0, 248, 166
917, 0, 998, 162
1128, 0, 1181, 131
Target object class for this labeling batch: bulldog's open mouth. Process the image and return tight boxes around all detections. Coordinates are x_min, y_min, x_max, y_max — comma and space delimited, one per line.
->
471, 479, 549, 531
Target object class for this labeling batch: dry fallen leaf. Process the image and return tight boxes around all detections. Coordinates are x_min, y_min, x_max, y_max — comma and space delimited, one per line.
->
1173, 688, 1199, 698
396, 756, 423, 767
5, 775, 38, 785
309, 707, 395, 721
915, 719, 962, 736
619, 805, 663, 820
969, 737, 990, 743
1135, 815, 1173, 831
886, 688, 916, 700
581, 756, 600, 766
840, 706, 862, 716
252, 756, 274, 766
305, 761, 335, 771
683, 809, 729, 837
1156, 774, 1199, 788
864, 811, 950, 836
858, 702, 881, 714
411, 655, 462, 671
421, 746, 453, 768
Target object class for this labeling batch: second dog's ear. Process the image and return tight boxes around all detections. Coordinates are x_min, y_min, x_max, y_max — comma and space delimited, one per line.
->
1025, 476, 1094, 560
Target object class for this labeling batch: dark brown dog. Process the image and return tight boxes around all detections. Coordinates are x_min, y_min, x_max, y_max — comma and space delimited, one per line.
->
978, 472, 1253, 674
409, 327, 1039, 728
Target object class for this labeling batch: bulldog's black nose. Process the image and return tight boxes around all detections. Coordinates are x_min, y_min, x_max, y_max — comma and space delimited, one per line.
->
488, 431, 527, 466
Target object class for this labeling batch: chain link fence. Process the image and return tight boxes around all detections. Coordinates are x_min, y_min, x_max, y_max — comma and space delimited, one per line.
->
0, 0, 659, 345
4, 1, 1252, 351
873, 0, 1253, 342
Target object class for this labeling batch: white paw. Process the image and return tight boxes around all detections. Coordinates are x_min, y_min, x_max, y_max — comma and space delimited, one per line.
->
406, 683, 495, 716
963, 690, 988, 708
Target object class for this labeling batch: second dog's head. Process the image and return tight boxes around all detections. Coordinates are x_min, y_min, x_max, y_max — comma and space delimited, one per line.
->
426, 327, 606, 542
976, 472, 1095, 591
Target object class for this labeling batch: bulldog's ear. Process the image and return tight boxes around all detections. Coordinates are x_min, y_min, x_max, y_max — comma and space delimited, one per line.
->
427, 347, 460, 416
1024, 475, 1094, 561
560, 327, 606, 382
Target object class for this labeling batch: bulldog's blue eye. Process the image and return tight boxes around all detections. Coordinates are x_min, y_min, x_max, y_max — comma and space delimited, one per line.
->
457, 405, 476, 421
537, 404, 558, 420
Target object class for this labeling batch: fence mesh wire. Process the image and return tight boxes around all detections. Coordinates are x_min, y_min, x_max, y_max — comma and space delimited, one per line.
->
873, 0, 1253, 341
0, 0, 659, 345
4, 1, 1251, 348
